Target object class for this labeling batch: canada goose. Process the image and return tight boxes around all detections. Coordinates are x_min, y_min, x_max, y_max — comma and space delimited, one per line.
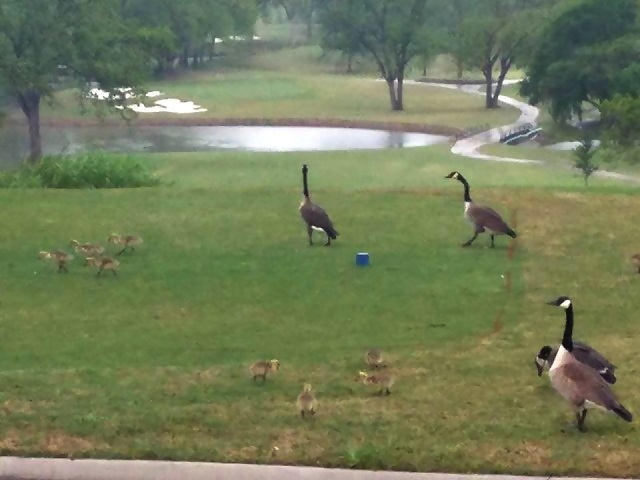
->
546, 296, 632, 432
535, 342, 617, 384
296, 383, 316, 419
39, 250, 73, 273
354, 370, 395, 396
108, 233, 143, 255
445, 171, 517, 248
299, 164, 339, 246
365, 348, 386, 369
249, 359, 280, 383
69, 240, 105, 257
85, 256, 120, 277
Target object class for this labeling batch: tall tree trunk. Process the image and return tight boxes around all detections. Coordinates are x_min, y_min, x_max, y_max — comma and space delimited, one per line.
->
456, 58, 464, 79
483, 65, 497, 109
491, 56, 512, 108
346, 51, 353, 73
179, 46, 189, 68
385, 78, 402, 111
396, 76, 404, 111
17, 91, 42, 163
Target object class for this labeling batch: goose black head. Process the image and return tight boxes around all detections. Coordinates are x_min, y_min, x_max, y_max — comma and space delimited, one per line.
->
302, 164, 308, 174
445, 171, 460, 180
535, 345, 553, 376
546, 296, 572, 310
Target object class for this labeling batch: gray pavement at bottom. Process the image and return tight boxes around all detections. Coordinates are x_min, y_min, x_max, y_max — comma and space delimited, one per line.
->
0, 457, 631, 480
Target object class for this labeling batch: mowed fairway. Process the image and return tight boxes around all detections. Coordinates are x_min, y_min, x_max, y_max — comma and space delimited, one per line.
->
1, 147, 640, 477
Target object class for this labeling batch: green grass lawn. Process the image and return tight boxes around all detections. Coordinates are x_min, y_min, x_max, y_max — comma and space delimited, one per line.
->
21, 70, 518, 132
1, 146, 640, 477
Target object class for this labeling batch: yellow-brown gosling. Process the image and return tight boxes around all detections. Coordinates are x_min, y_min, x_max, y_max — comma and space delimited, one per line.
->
296, 383, 316, 419
365, 348, 386, 369
85, 256, 120, 277
354, 370, 395, 396
108, 233, 143, 255
630, 254, 640, 274
249, 359, 280, 383
69, 240, 105, 260
39, 250, 73, 273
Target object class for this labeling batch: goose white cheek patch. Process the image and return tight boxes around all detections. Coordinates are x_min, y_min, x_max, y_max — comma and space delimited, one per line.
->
560, 299, 572, 309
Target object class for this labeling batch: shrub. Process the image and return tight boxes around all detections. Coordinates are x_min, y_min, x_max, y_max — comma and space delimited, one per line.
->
573, 136, 599, 186
0, 152, 161, 189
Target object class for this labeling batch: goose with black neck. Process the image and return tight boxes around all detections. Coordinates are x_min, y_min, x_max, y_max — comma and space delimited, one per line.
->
445, 171, 517, 248
299, 164, 339, 246
546, 296, 632, 432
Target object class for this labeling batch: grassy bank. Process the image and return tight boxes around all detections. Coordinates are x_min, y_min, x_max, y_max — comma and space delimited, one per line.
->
0, 147, 639, 476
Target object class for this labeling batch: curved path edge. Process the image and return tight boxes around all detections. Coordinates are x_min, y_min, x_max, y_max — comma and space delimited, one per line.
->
413, 79, 639, 184
0, 456, 622, 480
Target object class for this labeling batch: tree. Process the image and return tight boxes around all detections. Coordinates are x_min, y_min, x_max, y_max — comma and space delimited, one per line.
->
520, 0, 639, 122
573, 136, 599, 186
457, 0, 550, 109
601, 94, 640, 148
0, 0, 151, 162
319, 0, 430, 111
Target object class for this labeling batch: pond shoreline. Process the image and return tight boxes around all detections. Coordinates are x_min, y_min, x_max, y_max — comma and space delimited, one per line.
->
6, 116, 462, 137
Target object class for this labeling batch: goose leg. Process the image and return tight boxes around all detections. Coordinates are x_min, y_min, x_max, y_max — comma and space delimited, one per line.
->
301, 410, 305, 419
385, 388, 391, 396
462, 231, 480, 248
490, 235, 495, 248
576, 409, 588, 432
324, 230, 331, 246
306, 225, 313, 246
116, 247, 126, 256
112, 269, 117, 276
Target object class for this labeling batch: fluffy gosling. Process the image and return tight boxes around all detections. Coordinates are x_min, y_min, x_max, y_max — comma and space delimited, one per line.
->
39, 250, 73, 273
365, 348, 386, 369
108, 233, 143, 255
354, 370, 395, 396
296, 383, 316, 419
630, 254, 640, 274
85, 256, 120, 277
69, 240, 105, 259
249, 359, 280, 383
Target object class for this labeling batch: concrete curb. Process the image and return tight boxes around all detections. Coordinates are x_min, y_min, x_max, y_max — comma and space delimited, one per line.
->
0, 457, 629, 480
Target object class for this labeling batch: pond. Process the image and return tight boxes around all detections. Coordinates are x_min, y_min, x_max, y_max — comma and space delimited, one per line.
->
0, 125, 451, 167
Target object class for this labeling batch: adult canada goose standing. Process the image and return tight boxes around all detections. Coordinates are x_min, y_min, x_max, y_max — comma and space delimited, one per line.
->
546, 296, 632, 432
445, 171, 517, 248
535, 342, 617, 384
299, 164, 339, 246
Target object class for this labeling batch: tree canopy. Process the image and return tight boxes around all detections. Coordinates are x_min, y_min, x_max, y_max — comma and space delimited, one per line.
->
318, 0, 430, 111
520, 0, 640, 122
0, 0, 151, 162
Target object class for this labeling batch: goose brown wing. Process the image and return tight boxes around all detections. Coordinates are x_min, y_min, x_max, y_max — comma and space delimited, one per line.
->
573, 341, 616, 372
553, 362, 620, 409
468, 204, 512, 233
300, 202, 335, 231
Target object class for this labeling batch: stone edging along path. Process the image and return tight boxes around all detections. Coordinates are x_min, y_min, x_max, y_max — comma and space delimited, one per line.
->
0, 456, 629, 480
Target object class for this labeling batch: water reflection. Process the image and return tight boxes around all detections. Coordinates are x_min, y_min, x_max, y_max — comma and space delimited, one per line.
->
0, 125, 450, 167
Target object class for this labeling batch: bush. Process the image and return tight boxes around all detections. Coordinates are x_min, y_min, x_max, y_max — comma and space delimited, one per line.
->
0, 152, 161, 189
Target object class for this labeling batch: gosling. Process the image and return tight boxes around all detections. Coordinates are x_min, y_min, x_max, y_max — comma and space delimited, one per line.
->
365, 348, 386, 369
69, 240, 105, 259
631, 254, 640, 274
85, 256, 120, 277
249, 359, 280, 383
39, 250, 73, 273
296, 383, 317, 419
354, 370, 395, 396
108, 233, 143, 255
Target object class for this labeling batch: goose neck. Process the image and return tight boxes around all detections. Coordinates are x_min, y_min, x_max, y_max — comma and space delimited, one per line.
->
561, 305, 574, 352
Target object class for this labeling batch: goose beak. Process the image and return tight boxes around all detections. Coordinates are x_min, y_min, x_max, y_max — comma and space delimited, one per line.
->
545, 300, 556, 306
